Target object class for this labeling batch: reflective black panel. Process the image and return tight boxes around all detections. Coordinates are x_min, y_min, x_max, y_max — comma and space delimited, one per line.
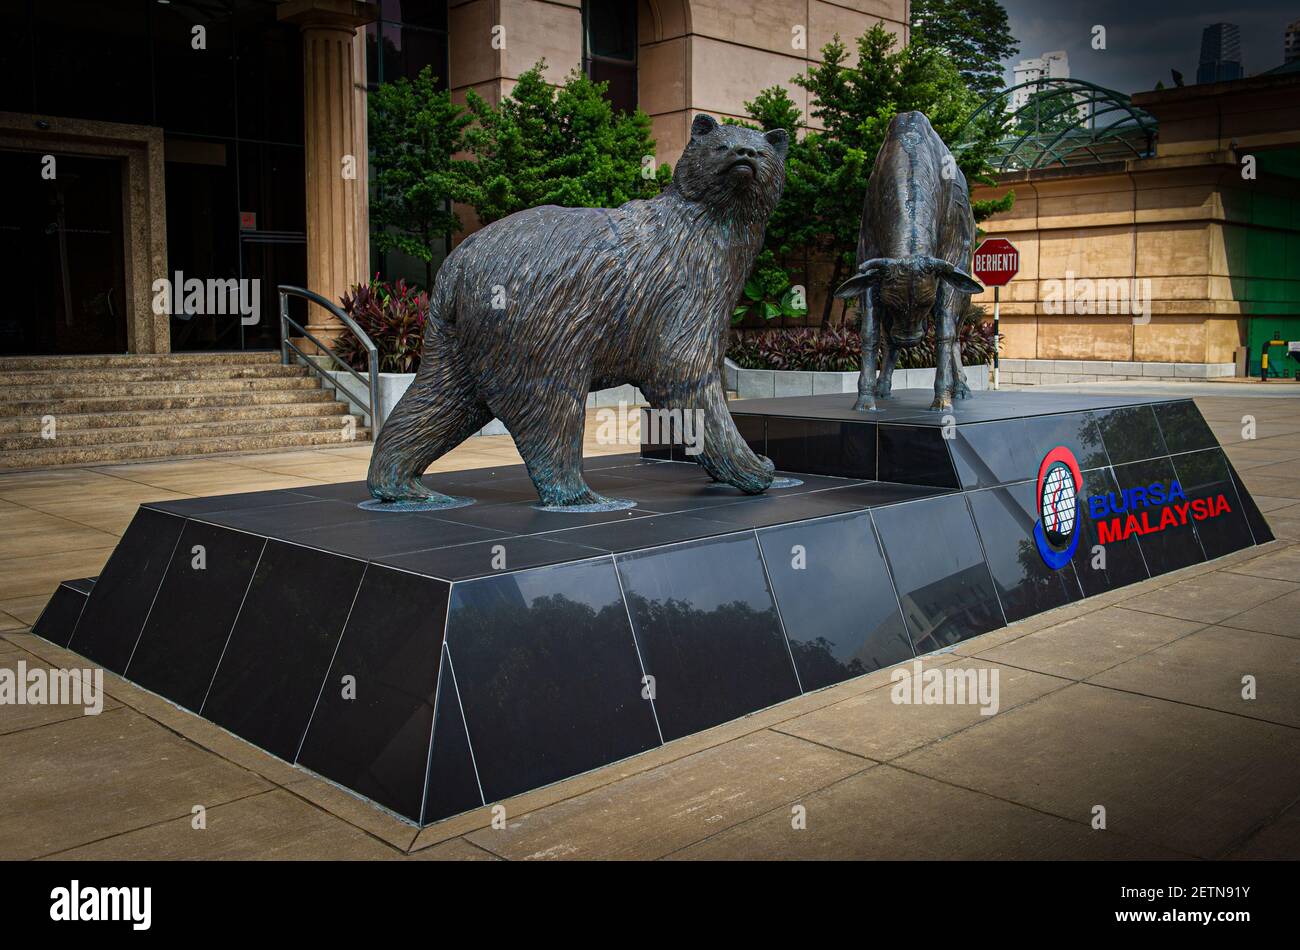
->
68, 508, 184, 672
616, 533, 800, 740
444, 559, 659, 801
968, 482, 1077, 622
765, 416, 808, 473
1109, 457, 1205, 575
1154, 400, 1217, 454
547, 513, 742, 553
731, 413, 765, 457
1070, 466, 1150, 596
144, 490, 317, 516
878, 424, 958, 487
379, 535, 608, 581
1098, 405, 1169, 464
1170, 449, 1255, 559
423, 650, 485, 823
764, 417, 876, 479
1226, 457, 1274, 544
127, 522, 265, 712
871, 495, 1004, 652
201, 542, 366, 760
639, 407, 671, 460
949, 420, 1030, 488
297, 566, 450, 822
31, 582, 90, 647
198, 499, 380, 535
434, 500, 656, 534
1019, 411, 1110, 472
758, 512, 912, 691
282, 515, 507, 560
947, 414, 1101, 487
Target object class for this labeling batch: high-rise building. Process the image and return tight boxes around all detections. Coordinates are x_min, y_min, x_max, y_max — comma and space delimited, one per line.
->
1286, 19, 1300, 64
1197, 23, 1244, 83
1011, 50, 1070, 109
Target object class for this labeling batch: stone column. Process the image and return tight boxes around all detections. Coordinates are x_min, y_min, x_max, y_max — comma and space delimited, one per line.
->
278, 0, 376, 346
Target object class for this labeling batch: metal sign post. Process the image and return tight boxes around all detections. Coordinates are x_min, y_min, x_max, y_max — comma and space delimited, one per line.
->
993, 285, 1001, 390
973, 238, 1020, 392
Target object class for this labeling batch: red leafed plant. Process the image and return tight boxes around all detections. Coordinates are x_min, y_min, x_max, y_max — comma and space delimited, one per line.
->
727, 309, 999, 372
339, 277, 429, 374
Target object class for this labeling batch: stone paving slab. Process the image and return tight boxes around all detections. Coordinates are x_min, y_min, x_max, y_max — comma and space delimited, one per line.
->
670, 765, 1182, 860
893, 683, 1300, 858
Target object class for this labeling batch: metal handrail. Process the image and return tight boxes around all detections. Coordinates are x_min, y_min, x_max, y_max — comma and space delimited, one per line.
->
278, 285, 381, 436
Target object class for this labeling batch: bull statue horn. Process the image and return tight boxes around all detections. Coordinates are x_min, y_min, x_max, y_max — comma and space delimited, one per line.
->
924, 257, 983, 295
833, 258, 895, 299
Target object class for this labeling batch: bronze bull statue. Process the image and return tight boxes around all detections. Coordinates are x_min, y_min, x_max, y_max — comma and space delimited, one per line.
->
834, 111, 983, 411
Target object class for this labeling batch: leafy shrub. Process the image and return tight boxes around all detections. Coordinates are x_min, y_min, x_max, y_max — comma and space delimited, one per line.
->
339, 277, 428, 374
728, 314, 998, 372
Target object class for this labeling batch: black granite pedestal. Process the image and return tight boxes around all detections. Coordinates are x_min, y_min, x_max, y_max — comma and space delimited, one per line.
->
33, 390, 1271, 826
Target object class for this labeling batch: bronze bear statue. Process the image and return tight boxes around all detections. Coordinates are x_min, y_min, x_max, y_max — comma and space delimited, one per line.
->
367, 113, 789, 509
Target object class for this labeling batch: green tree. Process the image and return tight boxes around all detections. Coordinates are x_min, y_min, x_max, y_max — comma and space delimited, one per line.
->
367, 66, 473, 289
753, 24, 1013, 325
910, 0, 1019, 99
462, 62, 671, 224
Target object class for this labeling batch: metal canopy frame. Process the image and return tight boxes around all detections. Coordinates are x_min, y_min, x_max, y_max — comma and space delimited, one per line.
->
957, 78, 1158, 172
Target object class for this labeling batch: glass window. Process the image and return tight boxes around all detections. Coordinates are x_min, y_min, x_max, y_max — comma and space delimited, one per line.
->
152, 0, 237, 138
33, 0, 151, 124
583, 0, 637, 114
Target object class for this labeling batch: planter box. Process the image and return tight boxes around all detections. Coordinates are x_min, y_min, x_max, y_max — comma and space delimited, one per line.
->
724, 359, 989, 399
324, 371, 646, 437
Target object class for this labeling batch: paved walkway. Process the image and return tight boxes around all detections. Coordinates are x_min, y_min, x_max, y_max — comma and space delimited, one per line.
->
1, 393, 1298, 860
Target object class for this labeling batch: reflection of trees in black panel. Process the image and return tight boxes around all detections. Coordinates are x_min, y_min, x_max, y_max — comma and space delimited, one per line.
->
788, 636, 870, 690
1012, 536, 1073, 615
1153, 401, 1216, 454
450, 592, 642, 732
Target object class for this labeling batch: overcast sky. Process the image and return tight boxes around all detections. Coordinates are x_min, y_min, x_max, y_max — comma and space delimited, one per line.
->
999, 0, 1299, 95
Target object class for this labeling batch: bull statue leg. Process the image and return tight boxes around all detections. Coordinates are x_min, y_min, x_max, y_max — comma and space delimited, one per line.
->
853, 289, 880, 412
952, 344, 971, 399
930, 307, 959, 411
876, 339, 900, 399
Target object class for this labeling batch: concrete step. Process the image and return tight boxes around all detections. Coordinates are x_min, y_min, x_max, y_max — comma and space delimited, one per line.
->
0, 364, 310, 386
0, 352, 282, 371
0, 427, 371, 469
0, 414, 360, 450
0, 390, 338, 417
0, 401, 347, 434
0, 377, 322, 401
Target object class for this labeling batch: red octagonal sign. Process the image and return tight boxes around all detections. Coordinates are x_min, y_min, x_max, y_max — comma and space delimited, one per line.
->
973, 238, 1019, 287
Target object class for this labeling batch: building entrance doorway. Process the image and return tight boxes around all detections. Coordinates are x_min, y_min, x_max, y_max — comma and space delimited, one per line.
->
0, 150, 128, 355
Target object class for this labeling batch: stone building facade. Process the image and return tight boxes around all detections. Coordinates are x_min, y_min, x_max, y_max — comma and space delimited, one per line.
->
1, 0, 907, 356
971, 72, 1300, 381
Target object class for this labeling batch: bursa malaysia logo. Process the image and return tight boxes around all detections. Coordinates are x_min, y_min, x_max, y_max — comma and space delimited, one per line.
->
1034, 446, 1082, 569
1032, 444, 1234, 569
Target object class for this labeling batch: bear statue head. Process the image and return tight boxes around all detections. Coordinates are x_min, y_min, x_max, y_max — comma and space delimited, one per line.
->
671, 113, 788, 215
